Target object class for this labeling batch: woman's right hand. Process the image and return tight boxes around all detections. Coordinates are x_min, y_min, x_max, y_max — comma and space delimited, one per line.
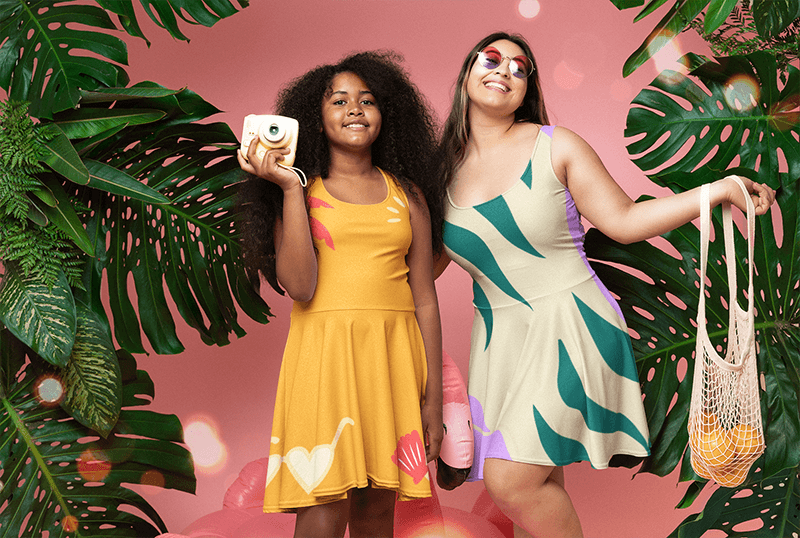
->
237, 143, 300, 192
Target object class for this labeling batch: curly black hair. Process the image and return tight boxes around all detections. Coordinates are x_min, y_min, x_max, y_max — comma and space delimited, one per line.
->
237, 50, 440, 295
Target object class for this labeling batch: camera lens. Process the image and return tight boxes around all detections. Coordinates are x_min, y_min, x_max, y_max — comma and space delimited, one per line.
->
263, 122, 285, 143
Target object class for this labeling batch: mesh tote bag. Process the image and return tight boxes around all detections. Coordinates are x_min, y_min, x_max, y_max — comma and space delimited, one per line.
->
688, 175, 765, 487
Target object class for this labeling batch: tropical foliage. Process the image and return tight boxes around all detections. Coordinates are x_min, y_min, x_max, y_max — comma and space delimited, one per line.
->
687, 1, 800, 76
609, 0, 800, 76
594, 3, 800, 536
0, 0, 272, 536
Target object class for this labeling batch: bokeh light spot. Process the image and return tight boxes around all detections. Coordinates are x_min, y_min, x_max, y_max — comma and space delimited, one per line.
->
35, 375, 64, 405
518, 0, 540, 18
62, 515, 79, 532
140, 469, 165, 488
725, 74, 759, 112
185, 417, 228, 474
553, 60, 584, 90
78, 448, 111, 482
649, 31, 685, 80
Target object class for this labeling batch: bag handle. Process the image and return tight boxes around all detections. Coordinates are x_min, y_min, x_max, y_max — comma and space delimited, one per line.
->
697, 175, 756, 372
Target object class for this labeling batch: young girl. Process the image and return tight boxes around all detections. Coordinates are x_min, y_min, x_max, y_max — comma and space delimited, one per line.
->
237, 51, 443, 538
432, 32, 775, 538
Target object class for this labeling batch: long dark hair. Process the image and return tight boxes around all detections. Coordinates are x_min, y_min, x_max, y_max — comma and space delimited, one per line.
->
237, 50, 439, 294
431, 32, 549, 240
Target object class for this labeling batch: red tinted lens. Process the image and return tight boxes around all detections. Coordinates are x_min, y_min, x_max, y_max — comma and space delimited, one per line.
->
477, 47, 502, 70
510, 56, 533, 78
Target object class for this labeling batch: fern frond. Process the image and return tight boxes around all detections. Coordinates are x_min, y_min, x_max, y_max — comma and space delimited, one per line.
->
0, 101, 86, 288
0, 211, 85, 289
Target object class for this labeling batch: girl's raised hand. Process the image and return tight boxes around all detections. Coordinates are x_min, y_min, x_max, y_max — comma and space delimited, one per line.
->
237, 143, 300, 192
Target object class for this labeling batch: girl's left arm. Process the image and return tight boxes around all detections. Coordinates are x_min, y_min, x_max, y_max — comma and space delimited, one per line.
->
407, 186, 444, 463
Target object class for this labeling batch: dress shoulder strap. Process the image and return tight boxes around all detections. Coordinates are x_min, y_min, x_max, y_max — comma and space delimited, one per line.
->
377, 167, 410, 207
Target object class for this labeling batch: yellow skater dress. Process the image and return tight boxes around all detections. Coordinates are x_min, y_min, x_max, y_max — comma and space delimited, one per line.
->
263, 168, 432, 512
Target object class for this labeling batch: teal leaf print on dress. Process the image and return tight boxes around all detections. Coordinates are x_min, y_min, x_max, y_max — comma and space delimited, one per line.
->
573, 294, 639, 382
521, 159, 533, 188
557, 341, 650, 450
533, 405, 591, 465
442, 222, 532, 309
475, 197, 544, 259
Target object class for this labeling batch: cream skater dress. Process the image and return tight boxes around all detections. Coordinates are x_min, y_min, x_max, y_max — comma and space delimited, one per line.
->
264, 168, 432, 512
443, 126, 651, 480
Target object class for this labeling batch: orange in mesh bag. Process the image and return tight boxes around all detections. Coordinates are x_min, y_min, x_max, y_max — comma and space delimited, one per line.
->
688, 176, 765, 487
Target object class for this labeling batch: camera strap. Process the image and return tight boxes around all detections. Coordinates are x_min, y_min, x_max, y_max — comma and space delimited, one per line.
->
278, 163, 308, 187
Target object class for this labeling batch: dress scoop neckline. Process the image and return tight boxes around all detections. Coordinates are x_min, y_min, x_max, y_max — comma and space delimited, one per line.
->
318, 167, 392, 206
447, 128, 543, 211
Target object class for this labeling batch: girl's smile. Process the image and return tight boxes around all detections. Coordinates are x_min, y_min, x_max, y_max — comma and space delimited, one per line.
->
322, 71, 382, 153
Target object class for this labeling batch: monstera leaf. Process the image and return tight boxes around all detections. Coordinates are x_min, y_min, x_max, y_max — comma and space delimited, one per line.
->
53, 83, 271, 354
0, 0, 130, 119
0, 0, 247, 119
96, 0, 247, 43
670, 470, 800, 537
626, 51, 799, 190
0, 341, 195, 537
589, 177, 800, 477
585, 176, 800, 534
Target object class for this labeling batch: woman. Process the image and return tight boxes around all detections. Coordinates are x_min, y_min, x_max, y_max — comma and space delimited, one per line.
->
433, 32, 774, 537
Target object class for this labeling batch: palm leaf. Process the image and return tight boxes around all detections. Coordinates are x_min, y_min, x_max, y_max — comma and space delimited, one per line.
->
0, 263, 76, 367
633, 0, 671, 22
85, 159, 170, 204
0, 0, 129, 119
704, 0, 739, 33
24, 194, 48, 225
54, 108, 167, 140
0, 340, 195, 537
39, 174, 95, 255
609, 0, 645, 7
56, 84, 270, 354
79, 85, 183, 104
626, 51, 800, 189
38, 123, 90, 185
621, 0, 709, 77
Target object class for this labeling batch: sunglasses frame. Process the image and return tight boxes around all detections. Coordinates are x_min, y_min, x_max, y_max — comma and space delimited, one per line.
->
476, 46, 534, 79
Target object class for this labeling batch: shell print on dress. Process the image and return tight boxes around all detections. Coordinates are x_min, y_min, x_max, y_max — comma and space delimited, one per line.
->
392, 430, 429, 484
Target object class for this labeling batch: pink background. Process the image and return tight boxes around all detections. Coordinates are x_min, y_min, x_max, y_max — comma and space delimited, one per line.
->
110, 1, 718, 536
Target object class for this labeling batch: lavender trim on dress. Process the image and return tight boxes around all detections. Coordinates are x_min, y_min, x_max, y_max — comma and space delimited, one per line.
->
467, 395, 512, 481
564, 189, 625, 321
